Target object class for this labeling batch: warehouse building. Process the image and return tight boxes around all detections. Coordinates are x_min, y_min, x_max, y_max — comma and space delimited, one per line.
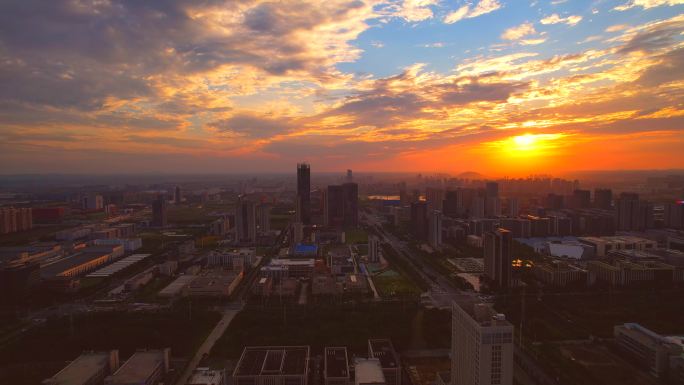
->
233, 346, 310, 385
43, 350, 120, 385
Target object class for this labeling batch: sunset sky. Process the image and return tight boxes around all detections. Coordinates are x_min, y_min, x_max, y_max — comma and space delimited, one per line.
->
1, 0, 683, 176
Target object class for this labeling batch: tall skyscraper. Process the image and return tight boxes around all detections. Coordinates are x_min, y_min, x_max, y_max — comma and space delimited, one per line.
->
594, 188, 612, 210
368, 235, 380, 263
236, 196, 257, 243
615, 192, 653, 231
572, 189, 591, 209
256, 203, 272, 233
346, 169, 353, 182
152, 195, 167, 228
443, 190, 461, 217
485, 182, 499, 199
507, 198, 519, 217
451, 301, 514, 385
410, 201, 428, 240
297, 163, 311, 224
664, 202, 684, 229
428, 210, 442, 248
426, 187, 444, 213
174, 185, 182, 204
325, 183, 358, 229
483, 228, 512, 289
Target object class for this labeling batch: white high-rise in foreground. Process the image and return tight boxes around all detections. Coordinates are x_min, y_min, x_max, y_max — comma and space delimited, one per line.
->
451, 301, 514, 385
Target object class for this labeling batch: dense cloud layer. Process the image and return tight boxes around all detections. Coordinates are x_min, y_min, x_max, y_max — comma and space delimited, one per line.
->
1, 0, 683, 174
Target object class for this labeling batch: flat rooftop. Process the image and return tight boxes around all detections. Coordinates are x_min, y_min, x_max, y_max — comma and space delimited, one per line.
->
41, 252, 108, 278
368, 340, 398, 369
234, 346, 309, 376
354, 358, 385, 384
44, 351, 115, 385
325, 347, 349, 378
106, 350, 166, 384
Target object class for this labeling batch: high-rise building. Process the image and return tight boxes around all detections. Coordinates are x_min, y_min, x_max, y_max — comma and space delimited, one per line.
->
594, 188, 613, 210
236, 197, 257, 244
410, 201, 428, 241
343, 183, 359, 228
174, 185, 182, 204
82, 194, 104, 210
368, 235, 380, 263
443, 190, 461, 217
152, 195, 167, 228
483, 228, 512, 289
0, 208, 33, 234
325, 183, 358, 229
428, 210, 442, 248
426, 187, 444, 213
485, 182, 499, 198
470, 196, 485, 219
297, 163, 311, 224
257, 203, 272, 233
572, 189, 591, 209
615, 193, 653, 231
485, 197, 501, 217
346, 169, 353, 182
451, 301, 514, 385
664, 202, 684, 229
507, 198, 519, 217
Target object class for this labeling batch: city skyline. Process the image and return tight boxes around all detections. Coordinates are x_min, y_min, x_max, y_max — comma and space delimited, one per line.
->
1, 1, 683, 175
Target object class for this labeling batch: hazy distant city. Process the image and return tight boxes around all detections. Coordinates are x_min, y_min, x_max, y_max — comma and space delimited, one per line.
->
0, 167, 682, 385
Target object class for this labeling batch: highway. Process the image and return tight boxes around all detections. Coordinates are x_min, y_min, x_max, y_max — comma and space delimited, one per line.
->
361, 211, 470, 308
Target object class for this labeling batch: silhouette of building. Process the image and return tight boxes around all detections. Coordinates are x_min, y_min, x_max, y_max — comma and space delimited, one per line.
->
257, 203, 272, 233
151, 195, 167, 228
428, 210, 442, 248
594, 188, 612, 210
368, 235, 380, 263
236, 196, 257, 244
451, 301, 513, 385
325, 183, 358, 229
572, 189, 591, 209
297, 163, 311, 224
174, 185, 182, 204
82, 194, 104, 210
410, 201, 428, 241
484, 228, 512, 289
615, 193, 653, 231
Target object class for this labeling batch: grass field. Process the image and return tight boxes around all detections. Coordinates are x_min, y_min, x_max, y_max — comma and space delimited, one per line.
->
374, 274, 422, 298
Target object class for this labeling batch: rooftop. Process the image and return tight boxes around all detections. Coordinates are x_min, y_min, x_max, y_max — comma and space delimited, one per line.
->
368, 339, 398, 369
354, 358, 385, 384
324, 347, 349, 379
43, 351, 116, 385
106, 349, 167, 385
234, 346, 309, 377
41, 252, 110, 278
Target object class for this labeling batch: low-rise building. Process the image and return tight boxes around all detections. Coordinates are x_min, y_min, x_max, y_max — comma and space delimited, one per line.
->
186, 270, 243, 297
187, 368, 225, 385
614, 323, 683, 378
588, 260, 677, 286
353, 358, 385, 385
533, 262, 587, 287
368, 340, 400, 385
579, 236, 657, 257
43, 350, 120, 385
324, 347, 349, 385
104, 348, 170, 385
233, 346, 310, 385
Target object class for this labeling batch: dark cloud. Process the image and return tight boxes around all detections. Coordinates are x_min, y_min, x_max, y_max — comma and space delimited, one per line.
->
618, 19, 684, 54
209, 113, 297, 138
637, 47, 684, 87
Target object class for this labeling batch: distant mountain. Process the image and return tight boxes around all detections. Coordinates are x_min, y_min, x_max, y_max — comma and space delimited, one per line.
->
456, 171, 485, 179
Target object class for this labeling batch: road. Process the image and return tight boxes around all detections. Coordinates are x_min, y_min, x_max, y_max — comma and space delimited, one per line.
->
362, 211, 470, 308
175, 304, 242, 385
